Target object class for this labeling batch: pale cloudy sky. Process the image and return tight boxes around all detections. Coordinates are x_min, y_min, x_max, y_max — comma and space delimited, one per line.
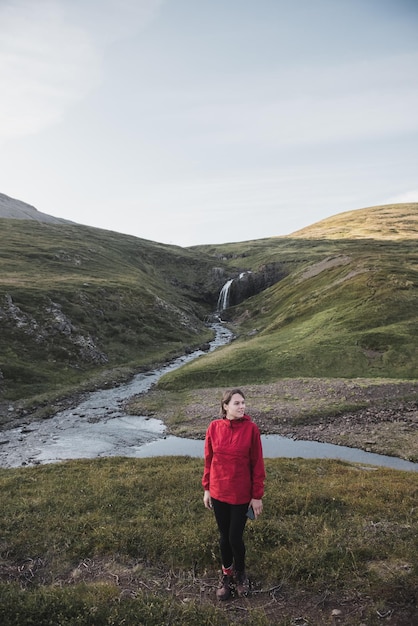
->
0, 0, 417, 246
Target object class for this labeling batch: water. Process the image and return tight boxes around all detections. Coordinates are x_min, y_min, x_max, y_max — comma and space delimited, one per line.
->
217, 279, 234, 311
0, 320, 417, 471
135, 434, 418, 472
0, 321, 231, 468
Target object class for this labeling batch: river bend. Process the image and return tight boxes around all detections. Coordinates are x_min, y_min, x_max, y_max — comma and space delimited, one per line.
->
0, 321, 417, 472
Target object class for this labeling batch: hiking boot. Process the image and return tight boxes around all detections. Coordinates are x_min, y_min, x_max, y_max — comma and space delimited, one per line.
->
235, 570, 250, 597
216, 574, 232, 601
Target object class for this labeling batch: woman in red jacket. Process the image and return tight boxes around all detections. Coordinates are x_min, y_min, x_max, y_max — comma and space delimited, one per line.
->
202, 388, 265, 600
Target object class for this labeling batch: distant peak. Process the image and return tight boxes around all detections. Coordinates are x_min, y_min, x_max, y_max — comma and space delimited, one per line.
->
0, 192, 73, 225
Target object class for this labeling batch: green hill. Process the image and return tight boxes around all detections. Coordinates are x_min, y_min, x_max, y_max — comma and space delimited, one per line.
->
158, 203, 418, 389
0, 220, 225, 405
1, 203, 417, 408
290, 202, 418, 240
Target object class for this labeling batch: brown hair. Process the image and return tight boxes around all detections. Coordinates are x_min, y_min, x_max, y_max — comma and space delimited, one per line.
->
220, 388, 245, 418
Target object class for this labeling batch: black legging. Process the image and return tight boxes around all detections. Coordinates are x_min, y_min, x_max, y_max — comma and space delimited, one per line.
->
211, 498, 249, 572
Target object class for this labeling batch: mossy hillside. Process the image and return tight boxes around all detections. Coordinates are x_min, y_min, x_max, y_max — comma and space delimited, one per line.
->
1, 203, 417, 403
0, 220, 224, 402
159, 206, 418, 389
0, 457, 417, 625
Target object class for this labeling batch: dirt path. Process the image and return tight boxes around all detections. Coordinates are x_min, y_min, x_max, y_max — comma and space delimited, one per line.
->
6, 554, 415, 626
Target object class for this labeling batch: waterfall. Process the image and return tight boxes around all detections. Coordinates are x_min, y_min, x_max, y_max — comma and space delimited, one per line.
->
217, 272, 253, 312
217, 279, 234, 311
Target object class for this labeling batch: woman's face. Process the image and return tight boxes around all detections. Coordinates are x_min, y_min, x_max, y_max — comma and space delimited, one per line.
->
224, 393, 245, 420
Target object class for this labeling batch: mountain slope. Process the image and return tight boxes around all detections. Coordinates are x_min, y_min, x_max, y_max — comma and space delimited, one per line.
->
159, 204, 418, 389
0, 192, 73, 225
1, 201, 417, 406
0, 219, 226, 404
289, 202, 418, 240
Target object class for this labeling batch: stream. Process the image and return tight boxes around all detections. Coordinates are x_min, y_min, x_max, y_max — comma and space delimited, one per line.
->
0, 321, 417, 471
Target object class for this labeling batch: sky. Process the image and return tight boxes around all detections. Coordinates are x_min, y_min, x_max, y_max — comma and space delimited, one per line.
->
0, 0, 417, 247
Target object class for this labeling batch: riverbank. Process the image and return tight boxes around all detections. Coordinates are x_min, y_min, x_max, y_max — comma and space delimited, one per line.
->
126, 378, 418, 462
1, 376, 417, 465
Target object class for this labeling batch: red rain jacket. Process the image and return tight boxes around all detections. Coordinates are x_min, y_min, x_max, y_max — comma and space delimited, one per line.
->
202, 414, 265, 505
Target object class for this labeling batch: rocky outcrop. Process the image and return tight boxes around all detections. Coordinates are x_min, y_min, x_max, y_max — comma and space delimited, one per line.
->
222, 262, 287, 309
0, 295, 108, 364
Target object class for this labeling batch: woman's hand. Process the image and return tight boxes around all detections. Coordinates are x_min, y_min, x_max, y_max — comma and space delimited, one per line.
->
250, 498, 263, 518
203, 490, 212, 509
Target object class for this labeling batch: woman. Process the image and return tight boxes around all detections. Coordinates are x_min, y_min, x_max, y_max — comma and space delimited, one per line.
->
202, 388, 265, 600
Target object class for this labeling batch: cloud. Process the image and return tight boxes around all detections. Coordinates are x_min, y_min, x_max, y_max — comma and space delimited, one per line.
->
385, 190, 418, 203
145, 51, 418, 150
0, 0, 163, 138
66, 0, 164, 45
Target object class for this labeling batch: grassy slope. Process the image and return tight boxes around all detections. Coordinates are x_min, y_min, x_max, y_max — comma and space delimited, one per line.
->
290, 202, 418, 240
1, 457, 417, 625
1, 203, 417, 402
0, 220, 223, 402
159, 204, 418, 389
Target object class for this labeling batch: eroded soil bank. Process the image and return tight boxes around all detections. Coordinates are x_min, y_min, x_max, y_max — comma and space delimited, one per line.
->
127, 378, 418, 462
